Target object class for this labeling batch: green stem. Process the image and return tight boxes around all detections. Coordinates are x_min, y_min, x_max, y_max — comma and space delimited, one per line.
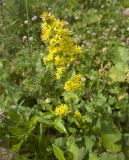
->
25, 0, 32, 64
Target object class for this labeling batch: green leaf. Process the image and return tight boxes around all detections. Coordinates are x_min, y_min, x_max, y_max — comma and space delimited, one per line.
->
8, 108, 20, 122
52, 144, 66, 160
108, 96, 116, 105
101, 122, 122, 153
112, 47, 129, 64
100, 152, 125, 160
15, 154, 30, 160
54, 118, 67, 134
86, 9, 99, 24
78, 147, 86, 160
85, 136, 95, 152
109, 63, 128, 83
12, 140, 23, 152
67, 136, 79, 160
55, 137, 66, 147
89, 152, 99, 160
124, 134, 129, 146
109, 47, 129, 83
62, 91, 80, 103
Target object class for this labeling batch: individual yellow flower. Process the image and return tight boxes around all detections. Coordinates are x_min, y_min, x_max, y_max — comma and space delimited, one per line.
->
43, 52, 54, 63
56, 66, 66, 80
64, 74, 84, 92
56, 28, 69, 35
41, 12, 49, 20
41, 12, 55, 21
49, 15, 55, 21
70, 57, 75, 62
55, 56, 66, 66
54, 104, 69, 116
73, 45, 82, 54
49, 47, 59, 55
74, 111, 82, 119
53, 19, 65, 28
41, 27, 51, 41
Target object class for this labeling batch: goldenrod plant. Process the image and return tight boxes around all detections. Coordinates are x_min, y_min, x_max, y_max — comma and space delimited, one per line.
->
1, 0, 129, 160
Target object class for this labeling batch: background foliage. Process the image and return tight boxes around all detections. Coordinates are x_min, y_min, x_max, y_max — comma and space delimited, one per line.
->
1, 0, 129, 159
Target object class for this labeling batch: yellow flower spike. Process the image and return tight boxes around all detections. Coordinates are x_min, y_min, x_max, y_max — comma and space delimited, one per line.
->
74, 111, 82, 119
54, 104, 69, 116
64, 74, 84, 92
56, 66, 66, 73
53, 19, 65, 28
41, 12, 83, 81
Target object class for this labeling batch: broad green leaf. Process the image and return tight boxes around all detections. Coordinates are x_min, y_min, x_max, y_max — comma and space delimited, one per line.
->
85, 136, 95, 152
109, 63, 128, 83
100, 152, 125, 160
55, 137, 66, 147
124, 134, 129, 146
52, 144, 66, 160
86, 9, 99, 24
112, 47, 129, 64
37, 116, 53, 125
89, 152, 99, 160
54, 118, 67, 134
62, 91, 80, 103
8, 108, 20, 122
101, 122, 122, 153
83, 115, 92, 123
78, 147, 86, 160
108, 96, 116, 105
119, 47, 129, 63
67, 136, 79, 160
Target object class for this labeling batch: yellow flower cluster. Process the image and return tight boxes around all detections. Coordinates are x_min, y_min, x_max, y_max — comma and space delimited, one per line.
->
74, 111, 82, 119
54, 104, 69, 116
54, 104, 82, 119
64, 74, 84, 92
56, 66, 66, 80
41, 12, 82, 80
